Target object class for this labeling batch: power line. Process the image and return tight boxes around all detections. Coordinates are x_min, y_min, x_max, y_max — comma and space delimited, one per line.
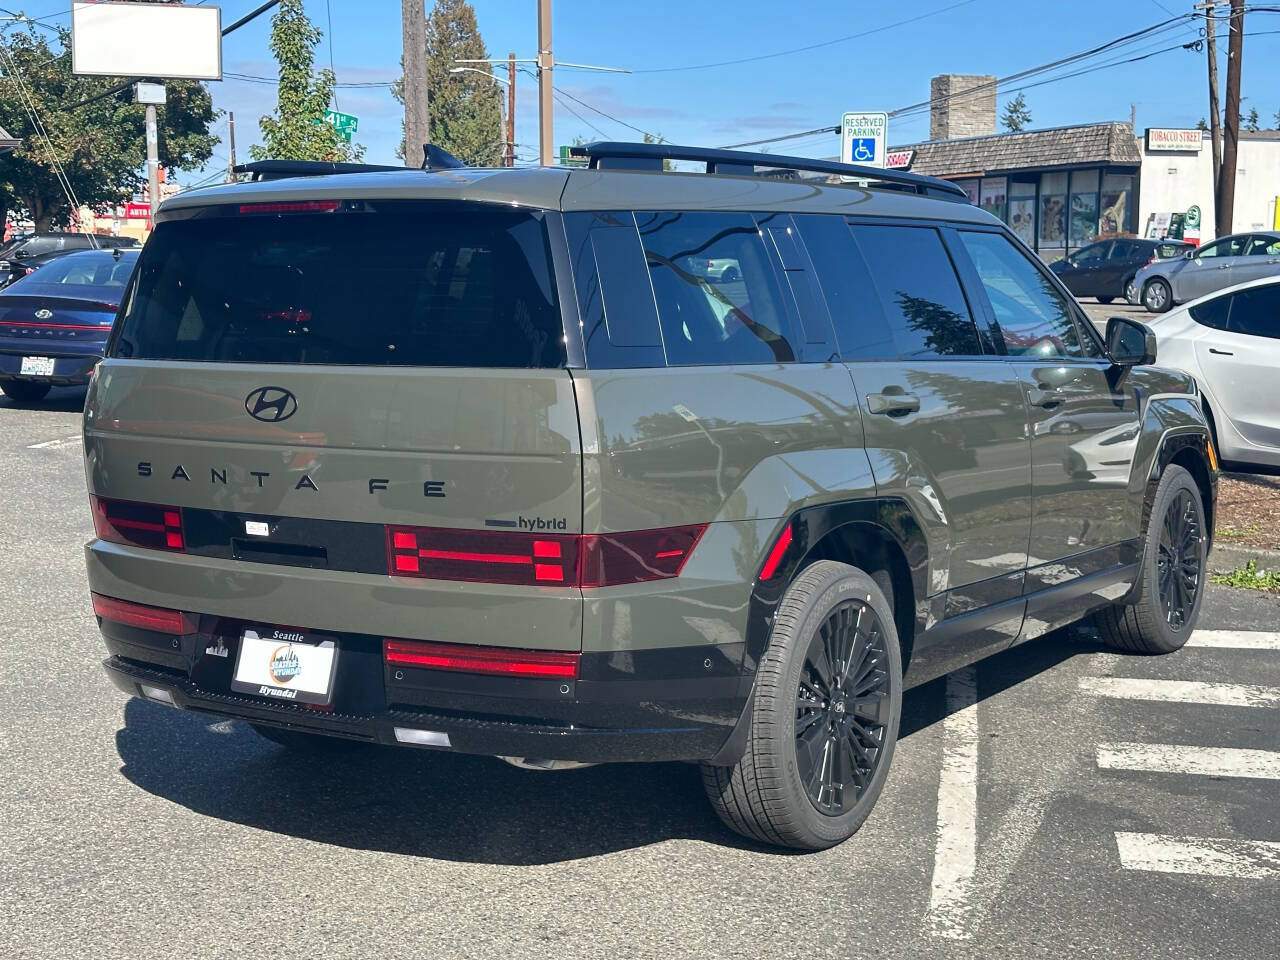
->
629, 0, 981, 74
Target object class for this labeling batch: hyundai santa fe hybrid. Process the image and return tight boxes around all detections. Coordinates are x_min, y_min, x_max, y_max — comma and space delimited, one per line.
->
84, 142, 1217, 850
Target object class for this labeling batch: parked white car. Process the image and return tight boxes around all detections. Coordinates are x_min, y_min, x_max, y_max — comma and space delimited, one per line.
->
1146, 276, 1280, 469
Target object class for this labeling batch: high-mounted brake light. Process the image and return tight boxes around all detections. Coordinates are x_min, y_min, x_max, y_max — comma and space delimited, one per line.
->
384, 524, 707, 588
91, 593, 196, 635
237, 199, 341, 215
384, 638, 579, 680
91, 496, 184, 551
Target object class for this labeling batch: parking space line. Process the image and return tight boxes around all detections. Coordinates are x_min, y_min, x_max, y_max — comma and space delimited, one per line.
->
1116, 832, 1280, 879
1079, 677, 1280, 708
925, 666, 978, 940
26, 435, 81, 450
1186, 630, 1280, 651
1098, 742, 1280, 780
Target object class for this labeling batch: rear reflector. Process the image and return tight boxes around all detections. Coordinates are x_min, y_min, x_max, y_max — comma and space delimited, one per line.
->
91, 593, 196, 635
91, 496, 184, 551
759, 524, 794, 581
385, 523, 706, 588
384, 638, 580, 680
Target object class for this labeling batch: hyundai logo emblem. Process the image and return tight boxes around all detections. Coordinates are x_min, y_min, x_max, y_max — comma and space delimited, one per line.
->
244, 386, 298, 423
34, 309, 53, 320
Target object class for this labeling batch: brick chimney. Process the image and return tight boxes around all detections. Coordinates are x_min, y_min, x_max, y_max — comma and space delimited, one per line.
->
930, 74, 997, 140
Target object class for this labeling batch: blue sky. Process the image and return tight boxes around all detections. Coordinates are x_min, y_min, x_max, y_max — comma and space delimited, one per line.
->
13, 0, 1280, 184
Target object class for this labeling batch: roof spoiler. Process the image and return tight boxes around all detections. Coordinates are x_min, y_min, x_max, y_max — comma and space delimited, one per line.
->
567, 141, 968, 201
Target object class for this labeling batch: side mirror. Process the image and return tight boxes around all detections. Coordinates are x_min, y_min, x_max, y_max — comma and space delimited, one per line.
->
1184, 250, 1196, 260
12, 249, 30, 260
1106, 316, 1157, 367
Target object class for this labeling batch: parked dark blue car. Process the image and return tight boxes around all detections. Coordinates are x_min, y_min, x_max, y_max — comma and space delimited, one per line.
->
0, 249, 138, 403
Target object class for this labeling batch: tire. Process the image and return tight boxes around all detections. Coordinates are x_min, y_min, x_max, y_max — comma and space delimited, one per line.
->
1124, 276, 1137, 303
250, 723, 367, 753
1097, 296, 1114, 304
701, 560, 902, 850
1094, 464, 1206, 654
1142, 278, 1173, 313
0, 379, 52, 403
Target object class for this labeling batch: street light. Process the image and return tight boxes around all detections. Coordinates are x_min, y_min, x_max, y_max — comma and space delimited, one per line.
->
449, 66, 516, 167
448, 66, 510, 85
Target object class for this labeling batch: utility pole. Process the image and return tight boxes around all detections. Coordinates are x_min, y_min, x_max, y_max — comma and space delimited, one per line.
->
226, 112, 237, 183
1217, 0, 1244, 238
1197, 1, 1223, 201
401, 0, 429, 167
506, 52, 516, 167
537, 0, 553, 165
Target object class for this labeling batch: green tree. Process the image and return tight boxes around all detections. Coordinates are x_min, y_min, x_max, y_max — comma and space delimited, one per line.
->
1244, 106, 1261, 133
0, 25, 216, 230
1001, 92, 1032, 133
393, 0, 503, 165
251, 0, 364, 162
1195, 117, 1209, 132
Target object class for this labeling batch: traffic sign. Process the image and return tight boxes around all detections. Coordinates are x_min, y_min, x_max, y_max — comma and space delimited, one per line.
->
841, 112, 888, 169
314, 110, 358, 142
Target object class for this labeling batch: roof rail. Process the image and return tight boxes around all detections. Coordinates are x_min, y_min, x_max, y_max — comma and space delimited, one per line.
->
232, 160, 404, 181
567, 141, 968, 201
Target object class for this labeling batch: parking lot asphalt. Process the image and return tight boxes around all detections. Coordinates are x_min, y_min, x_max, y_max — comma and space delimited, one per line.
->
2, 389, 1278, 960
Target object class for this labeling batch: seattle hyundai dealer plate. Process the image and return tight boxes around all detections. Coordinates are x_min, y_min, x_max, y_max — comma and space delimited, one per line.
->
231, 628, 336, 705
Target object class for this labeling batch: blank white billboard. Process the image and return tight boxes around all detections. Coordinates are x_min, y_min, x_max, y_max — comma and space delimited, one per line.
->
72, 2, 222, 81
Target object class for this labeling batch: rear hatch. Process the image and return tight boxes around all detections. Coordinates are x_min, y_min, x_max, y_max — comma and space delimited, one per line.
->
84, 197, 583, 651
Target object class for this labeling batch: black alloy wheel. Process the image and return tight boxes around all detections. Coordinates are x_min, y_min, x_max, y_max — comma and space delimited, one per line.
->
794, 599, 890, 816
1157, 488, 1203, 629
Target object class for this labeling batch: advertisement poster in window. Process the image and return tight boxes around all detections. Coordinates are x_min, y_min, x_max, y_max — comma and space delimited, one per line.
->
979, 177, 1007, 221
955, 178, 980, 206
1009, 196, 1036, 248
1100, 175, 1131, 235
1070, 192, 1099, 247
1039, 194, 1066, 246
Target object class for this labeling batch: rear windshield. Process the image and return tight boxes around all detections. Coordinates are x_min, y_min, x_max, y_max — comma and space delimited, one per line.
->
112, 204, 565, 367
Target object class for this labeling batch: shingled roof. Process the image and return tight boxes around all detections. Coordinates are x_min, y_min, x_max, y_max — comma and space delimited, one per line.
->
893, 121, 1142, 177
0, 124, 18, 153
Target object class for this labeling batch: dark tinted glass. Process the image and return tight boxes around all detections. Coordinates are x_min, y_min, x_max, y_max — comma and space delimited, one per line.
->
1227, 284, 1280, 338
958, 230, 1085, 358
20, 237, 59, 256
113, 206, 564, 367
794, 215, 897, 361
850, 224, 981, 358
1188, 293, 1231, 330
637, 211, 796, 366
25, 251, 137, 288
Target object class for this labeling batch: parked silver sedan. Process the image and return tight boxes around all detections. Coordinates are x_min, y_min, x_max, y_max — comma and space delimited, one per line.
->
1129, 231, 1280, 312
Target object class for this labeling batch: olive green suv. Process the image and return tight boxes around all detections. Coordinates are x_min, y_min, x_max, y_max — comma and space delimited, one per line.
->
84, 142, 1216, 850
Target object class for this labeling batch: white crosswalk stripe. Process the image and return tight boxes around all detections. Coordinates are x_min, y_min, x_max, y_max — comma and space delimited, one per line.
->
26, 435, 81, 450
1186, 630, 1280, 651
1079, 676, 1280, 708
1098, 742, 1280, 780
1116, 833, 1280, 879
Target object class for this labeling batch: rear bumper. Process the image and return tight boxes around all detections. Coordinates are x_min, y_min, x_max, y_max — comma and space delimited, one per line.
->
97, 612, 750, 765
0, 348, 100, 385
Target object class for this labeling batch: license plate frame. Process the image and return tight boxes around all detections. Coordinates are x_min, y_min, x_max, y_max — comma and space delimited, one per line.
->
20, 356, 55, 377
231, 627, 337, 706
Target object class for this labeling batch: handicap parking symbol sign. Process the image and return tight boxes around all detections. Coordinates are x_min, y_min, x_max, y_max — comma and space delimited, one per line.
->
850, 138, 876, 163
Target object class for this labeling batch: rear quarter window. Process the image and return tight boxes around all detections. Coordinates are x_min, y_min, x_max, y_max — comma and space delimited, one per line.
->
113, 203, 565, 368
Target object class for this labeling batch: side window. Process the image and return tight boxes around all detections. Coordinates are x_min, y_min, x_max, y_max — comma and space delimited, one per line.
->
957, 230, 1085, 358
1197, 237, 1246, 259
564, 211, 665, 369
1244, 236, 1280, 257
1226, 285, 1280, 339
1188, 293, 1231, 330
1074, 242, 1108, 263
794, 215, 897, 361
1111, 240, 1139, 259
848, 224, 982, 359
637, 211, 796, 366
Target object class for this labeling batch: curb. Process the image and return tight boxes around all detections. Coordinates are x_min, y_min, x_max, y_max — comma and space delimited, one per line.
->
1208, 542, 1280, 574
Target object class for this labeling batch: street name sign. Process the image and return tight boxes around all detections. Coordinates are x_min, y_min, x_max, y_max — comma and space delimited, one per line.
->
315, 110, 359, 142
842, 112, 888, 168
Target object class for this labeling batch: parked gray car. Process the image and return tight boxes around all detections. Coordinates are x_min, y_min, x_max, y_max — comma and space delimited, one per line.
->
1132, 231, 1280, 312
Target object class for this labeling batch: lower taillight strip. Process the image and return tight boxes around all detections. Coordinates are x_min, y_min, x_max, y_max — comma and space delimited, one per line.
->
384, 638, 580, 680
91, 592, 196, 635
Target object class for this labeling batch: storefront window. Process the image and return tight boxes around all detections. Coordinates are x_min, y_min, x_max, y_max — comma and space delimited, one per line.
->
1100, 173, 1132, 236
979, 177, 1007, 221
1008, 182, 1036, 249
1068, 169, 1099, 248
955, 178, 980, 206
1038, 172, 1067, 252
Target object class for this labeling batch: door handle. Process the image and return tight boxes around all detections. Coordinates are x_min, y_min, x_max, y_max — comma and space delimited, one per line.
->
1028, 387, 1063, 409
1208, 347, 1234, 356
865, 391, 920, 416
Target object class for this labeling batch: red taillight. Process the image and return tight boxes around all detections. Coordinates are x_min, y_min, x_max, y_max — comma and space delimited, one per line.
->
91, 593, 196, 634
385, 524, 706, 588
91, 496, 184, 551
759, 524, 794, 581
237, 200, 341, 215
384, 638, 579, 679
